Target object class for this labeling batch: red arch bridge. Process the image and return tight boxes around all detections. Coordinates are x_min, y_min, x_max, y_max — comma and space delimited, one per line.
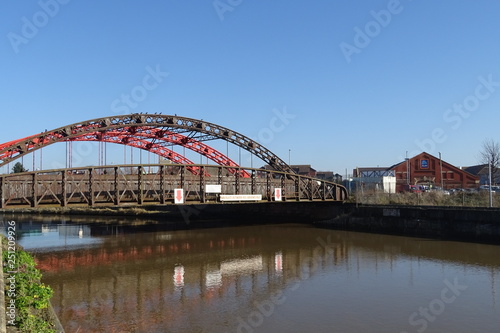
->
0, 114, 347, 208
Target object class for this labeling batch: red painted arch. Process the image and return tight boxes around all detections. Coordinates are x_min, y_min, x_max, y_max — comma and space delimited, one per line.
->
0, 127, 249, 177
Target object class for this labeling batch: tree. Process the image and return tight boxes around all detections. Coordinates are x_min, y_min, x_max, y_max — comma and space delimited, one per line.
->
479, 138, 500, 185
11, 162, 28, 173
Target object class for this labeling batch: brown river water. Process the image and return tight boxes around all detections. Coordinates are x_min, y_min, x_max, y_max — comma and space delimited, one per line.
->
3, 216, 500, 333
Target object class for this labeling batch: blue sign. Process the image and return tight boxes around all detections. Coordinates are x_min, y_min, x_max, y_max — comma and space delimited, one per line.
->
421, 159, 429, 169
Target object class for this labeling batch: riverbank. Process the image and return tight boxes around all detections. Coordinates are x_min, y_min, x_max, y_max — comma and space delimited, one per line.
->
0, 235, 64, 333
314, 204, 500, 244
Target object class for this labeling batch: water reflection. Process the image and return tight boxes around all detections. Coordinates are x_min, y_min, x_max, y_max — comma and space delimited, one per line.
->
3, 219, 500, 333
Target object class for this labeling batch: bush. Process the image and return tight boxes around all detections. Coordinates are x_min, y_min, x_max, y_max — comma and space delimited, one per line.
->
2, 237, 56, 333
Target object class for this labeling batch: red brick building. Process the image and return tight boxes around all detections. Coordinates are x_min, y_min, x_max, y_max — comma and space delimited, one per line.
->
392, 152, 479, 192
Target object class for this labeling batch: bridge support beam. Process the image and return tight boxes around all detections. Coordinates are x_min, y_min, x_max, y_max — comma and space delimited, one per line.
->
309, 178, 313, 201
200, 166, 205, 203
160, 165, 165, 204
266, 173, 271, 202
295, 176, 300, 201
31, 173, 37, 208
88, 168, 94, 206
251, 170, 256, 194
280, 175, 285, 201
138, 166, 143, 205
235, 171, 240, 195
61, 170, 67, 207
217, 167, 222, 185
114, 167, 120, 206
0, 176, 4, 209
321, 181, 326, 201
180, 165, 185, 189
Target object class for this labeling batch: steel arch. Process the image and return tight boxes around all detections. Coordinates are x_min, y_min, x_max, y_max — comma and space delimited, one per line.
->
74, 127, 250, 177
0, 114, 293, 173
70, 135, 204, 175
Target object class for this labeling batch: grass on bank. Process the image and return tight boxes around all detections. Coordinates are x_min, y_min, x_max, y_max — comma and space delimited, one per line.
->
2, 236, 56, 333
348, 190, 500, 207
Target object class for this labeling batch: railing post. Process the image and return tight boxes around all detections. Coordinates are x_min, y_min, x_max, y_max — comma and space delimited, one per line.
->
218, 167, 222, 185
281, 174, 286, 201
138, 166, 143, 205
88, 168, 94, 206
180, 165, 185, 188
61, 170, 67, 207
160, 165, 165, 204
31, 173, 37, 208
309, 178, 313, 201
0, 176, 4, 209
235, 168, 240, 195
200, 166, 205, 203
266, 172, 271, 201
251, 170, 256, 194
295, 176, 300, 201
114, 167, 120, 205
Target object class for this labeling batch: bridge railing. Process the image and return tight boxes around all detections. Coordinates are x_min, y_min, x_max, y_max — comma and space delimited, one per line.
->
0, 164, 347, 208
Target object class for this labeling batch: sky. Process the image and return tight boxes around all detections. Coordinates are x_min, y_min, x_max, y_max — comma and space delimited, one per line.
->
1, 0, 500, 175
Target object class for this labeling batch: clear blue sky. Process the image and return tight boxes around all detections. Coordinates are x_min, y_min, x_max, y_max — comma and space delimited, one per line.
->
1, 0, 500, 175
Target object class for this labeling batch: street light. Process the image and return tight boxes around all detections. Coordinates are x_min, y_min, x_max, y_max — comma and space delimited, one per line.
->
489, 160, 493, 208
439, 152, 444, 190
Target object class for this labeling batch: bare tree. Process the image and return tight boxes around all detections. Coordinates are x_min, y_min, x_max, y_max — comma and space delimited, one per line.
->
479, 138, 500, 184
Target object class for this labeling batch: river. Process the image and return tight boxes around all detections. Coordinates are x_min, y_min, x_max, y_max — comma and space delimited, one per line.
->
2, 215, 499, 333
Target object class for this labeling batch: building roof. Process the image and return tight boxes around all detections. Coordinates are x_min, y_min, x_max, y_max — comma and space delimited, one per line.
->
463, 164, 489, 176
291, 164, 316, 173
388, 152, 477, 176
353, 167, 393, 177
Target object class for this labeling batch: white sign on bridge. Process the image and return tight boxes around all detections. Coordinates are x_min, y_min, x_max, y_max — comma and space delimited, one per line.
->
274, 188, 282, 201
174, 188, 184, 204
205, 184, 222, 193
220, 194, 262, 202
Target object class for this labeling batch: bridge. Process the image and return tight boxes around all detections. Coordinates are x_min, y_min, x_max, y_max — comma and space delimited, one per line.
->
0, 114, 347, 208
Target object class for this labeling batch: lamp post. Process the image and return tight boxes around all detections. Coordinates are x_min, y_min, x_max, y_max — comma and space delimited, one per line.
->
288, 149, 291, 165
405, 151, 410, 186
439, 152, 444, 190
489, 160, 493, 208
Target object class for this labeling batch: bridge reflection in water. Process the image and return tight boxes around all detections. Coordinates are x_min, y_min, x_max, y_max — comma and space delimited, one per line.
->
32, 223, 345, 332
13, 221, 500, 333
